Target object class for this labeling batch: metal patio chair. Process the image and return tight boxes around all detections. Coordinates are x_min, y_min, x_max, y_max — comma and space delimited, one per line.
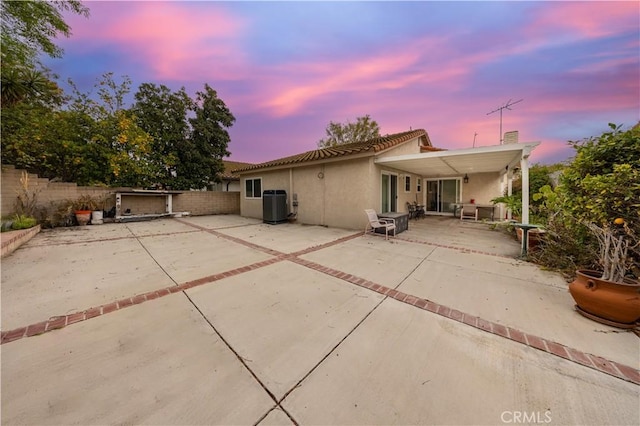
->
364, 209, 396, 240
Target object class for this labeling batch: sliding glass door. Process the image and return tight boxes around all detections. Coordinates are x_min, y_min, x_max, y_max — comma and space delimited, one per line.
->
425, 178, 460, 214
381, 173, 398, 213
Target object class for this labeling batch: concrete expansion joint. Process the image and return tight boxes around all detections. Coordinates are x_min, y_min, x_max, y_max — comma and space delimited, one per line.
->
395, 235, 514, 259
288, 256, 640, 386
180, 291, 300, 426
31, 229, 200, 248
2, 224, 638, 387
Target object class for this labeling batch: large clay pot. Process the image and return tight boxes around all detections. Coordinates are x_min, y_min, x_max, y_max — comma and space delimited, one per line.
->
74, 210, 91, 226
569, 270, 640, 325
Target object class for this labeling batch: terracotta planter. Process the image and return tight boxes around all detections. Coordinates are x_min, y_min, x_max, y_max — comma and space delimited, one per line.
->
75, 210, 91, 226
569, 270, 640, 326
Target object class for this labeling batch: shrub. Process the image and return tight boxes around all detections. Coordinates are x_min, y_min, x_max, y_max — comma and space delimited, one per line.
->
530, 123, 640, 280
11, 214, 37, 230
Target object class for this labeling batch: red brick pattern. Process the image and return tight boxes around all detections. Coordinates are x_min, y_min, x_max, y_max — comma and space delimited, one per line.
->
2, 223, 638, 387
287, 256, 640, 386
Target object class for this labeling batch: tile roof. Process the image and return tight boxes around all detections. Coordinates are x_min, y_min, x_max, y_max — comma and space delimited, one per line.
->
220, 160, 254, 179
420, 145, 447, 153
233, 129, 431, 173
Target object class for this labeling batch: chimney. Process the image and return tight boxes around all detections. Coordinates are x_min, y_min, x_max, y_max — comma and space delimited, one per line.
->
503, 131, 519, 144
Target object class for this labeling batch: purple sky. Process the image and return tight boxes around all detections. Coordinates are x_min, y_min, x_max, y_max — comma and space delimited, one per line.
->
45, 1, 639, 165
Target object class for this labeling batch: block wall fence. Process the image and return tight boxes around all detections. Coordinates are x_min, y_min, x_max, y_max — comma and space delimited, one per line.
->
1, 165, 240, 219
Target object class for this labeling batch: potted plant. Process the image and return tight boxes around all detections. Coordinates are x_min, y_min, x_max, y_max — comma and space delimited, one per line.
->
90, 193, 111, 225
72, 194, 99, 226
491, 194, 522, 222
568, 220, 639, 327
560, 125, 640, 327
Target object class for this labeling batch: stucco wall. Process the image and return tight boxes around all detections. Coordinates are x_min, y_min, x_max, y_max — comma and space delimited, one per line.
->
239, 158, 377, 230
377, 136, 422, 158
322, 158, 375, 229
374, 166, 423, 215
240, 169, 291, 219
459, 172, 502, 205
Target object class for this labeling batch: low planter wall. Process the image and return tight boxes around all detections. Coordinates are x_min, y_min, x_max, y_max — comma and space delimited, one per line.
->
1, 225, 41, 258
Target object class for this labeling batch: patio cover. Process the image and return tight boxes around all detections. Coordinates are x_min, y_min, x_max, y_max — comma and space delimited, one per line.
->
375, 142, 540, 223
375, 142, 539, 178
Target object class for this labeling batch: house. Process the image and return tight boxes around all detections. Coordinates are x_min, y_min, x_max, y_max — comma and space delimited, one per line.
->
233, 129, 539, 229
210, 160, 254, 192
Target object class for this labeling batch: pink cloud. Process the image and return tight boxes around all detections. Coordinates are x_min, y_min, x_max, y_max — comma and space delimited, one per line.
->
256, 35, 499, 118
66, 2, 248, 81
526, 2, 638, 39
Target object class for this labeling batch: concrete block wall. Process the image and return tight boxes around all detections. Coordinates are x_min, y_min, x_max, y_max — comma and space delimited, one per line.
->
1, 165, 114, 218
1, 165, 240, 219
174, 191, 240, 215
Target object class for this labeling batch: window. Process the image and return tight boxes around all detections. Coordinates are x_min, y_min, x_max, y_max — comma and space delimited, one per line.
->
245, 178, 262, 198
404, 176, 411, 192
417, 178, 422, 193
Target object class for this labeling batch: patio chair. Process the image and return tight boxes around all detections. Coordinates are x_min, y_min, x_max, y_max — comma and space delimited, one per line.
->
364, 209, 396, 240
406, 202, 416, 220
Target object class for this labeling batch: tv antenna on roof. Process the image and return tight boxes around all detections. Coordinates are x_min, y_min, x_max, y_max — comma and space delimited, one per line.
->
487, 99, 523, 144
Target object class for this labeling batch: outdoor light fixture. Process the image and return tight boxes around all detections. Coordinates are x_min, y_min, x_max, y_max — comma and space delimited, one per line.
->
463, 174, 469, 183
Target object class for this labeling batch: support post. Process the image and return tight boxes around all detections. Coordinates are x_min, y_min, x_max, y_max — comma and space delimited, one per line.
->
507, 172, 513, 221
115, 193, 122, 217
166, 194, 173, 215
520, 155, 530, 225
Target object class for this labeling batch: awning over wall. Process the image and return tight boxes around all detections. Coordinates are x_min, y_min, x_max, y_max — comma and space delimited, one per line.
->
375, 142, 540, 178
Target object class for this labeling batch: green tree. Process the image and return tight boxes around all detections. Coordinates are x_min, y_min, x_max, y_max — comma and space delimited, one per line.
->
1, 0, 89, 67
1, 1, 89, 106
529, 123, 640, 278
186, 84, 234, 188
133, 83, 235, 189
77, 73, 159, 187
133, 83, 192, 186
317, 115, 381, 148
93, 110, 157, 187
561, 123, 640, 230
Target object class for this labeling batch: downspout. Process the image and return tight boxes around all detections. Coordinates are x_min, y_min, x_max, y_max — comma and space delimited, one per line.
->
289, 168, 293, 215
321, 164, 326, 226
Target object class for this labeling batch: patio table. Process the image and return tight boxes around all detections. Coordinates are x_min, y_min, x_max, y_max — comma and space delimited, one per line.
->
454, 203, 495, 221
514, 223, 541, 257
376, 212, 409, 235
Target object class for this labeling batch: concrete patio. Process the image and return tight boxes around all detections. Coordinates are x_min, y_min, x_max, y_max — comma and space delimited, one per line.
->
1, 215, 638, 425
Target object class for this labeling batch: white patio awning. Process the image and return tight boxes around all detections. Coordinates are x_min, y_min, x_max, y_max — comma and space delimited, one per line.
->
375, 142, 540, 177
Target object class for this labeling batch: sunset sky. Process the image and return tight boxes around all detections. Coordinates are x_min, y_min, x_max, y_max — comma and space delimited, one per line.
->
45, 1, 640, 165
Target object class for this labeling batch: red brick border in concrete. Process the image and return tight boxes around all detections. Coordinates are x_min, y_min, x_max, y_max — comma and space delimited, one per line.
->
2, 224, 638, 387
289, 256, 640, 386
1, 256, 287, 345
